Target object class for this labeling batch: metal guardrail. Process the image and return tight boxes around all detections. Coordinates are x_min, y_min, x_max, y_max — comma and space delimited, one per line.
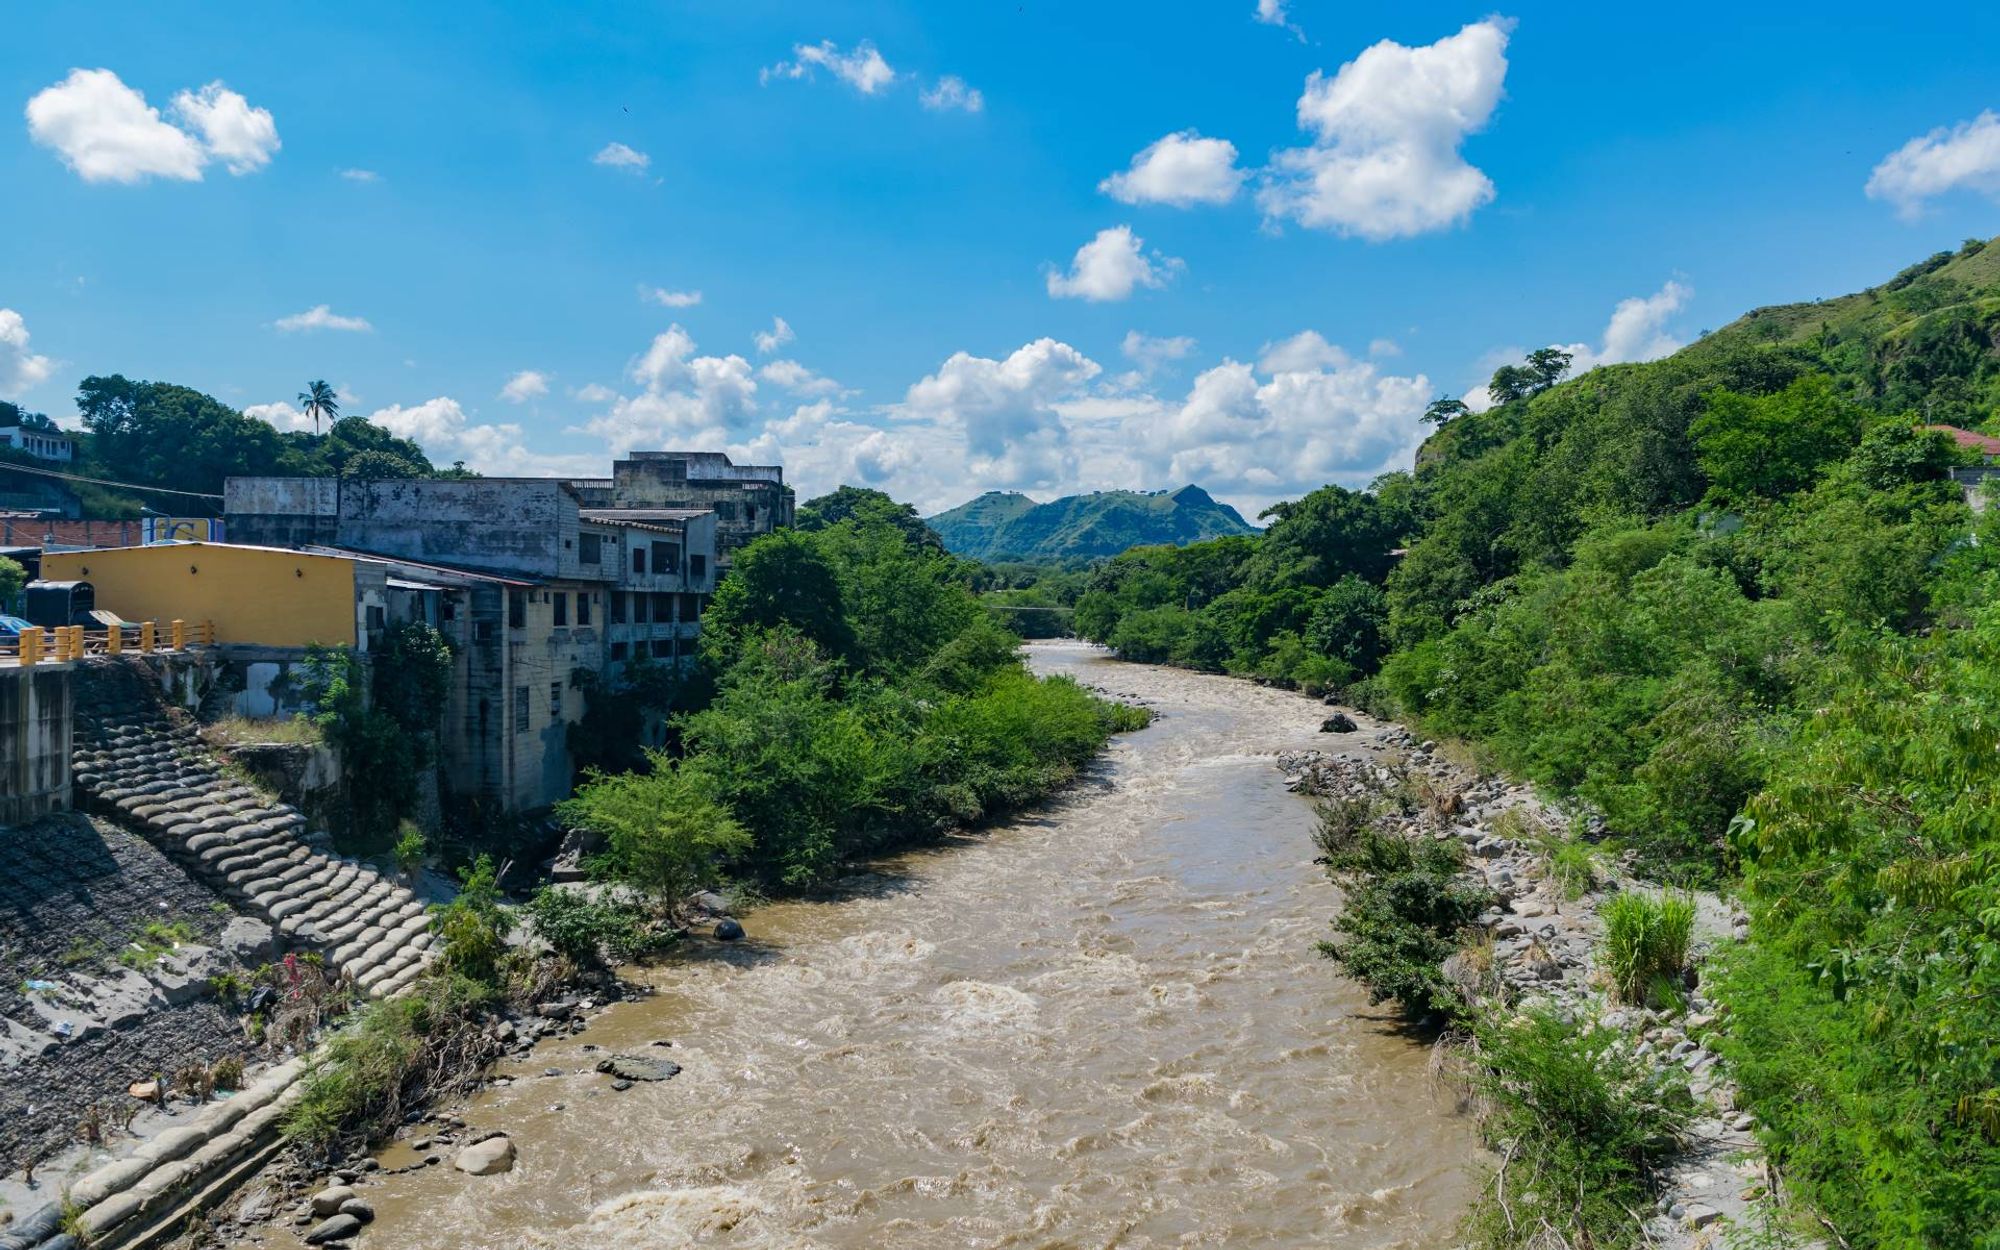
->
0, 619, 216, 665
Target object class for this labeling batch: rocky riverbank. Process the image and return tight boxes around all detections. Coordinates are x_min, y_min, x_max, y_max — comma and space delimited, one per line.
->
1281, 718, 1814, 1249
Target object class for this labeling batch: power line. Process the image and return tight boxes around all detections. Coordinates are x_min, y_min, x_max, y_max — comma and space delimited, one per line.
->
0, 458, 223, 503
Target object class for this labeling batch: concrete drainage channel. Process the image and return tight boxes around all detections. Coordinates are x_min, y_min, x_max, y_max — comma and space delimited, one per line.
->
2, 658, 440, 1249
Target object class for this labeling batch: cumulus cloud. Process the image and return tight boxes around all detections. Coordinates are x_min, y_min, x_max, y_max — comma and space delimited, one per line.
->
763, 40, 897, 95
920, 75, 984, 113
25, 68, 277, 184
574, 324, 760, 452
243, 400, 315, 433
0, 309, 57, 399
1100, 130, 1247, 207
593, 142, 650, 172
753, 316, 795, 354
904, 338, 1102, 488
500, 370, 551, 403
1122, 330, 1197, 376
275, 305, 372, 333
1259, 329, 1349, 374
641, 286, 702, 307
1046, 225, 1182, 302
1462, 280, 1693, 411
1867, 110, 2000, 219
339, 168, 379, 182
169, 82, 279, 174
759, 359, 844, 397
1258, 18, 1512, 240
573, 382, 618, 404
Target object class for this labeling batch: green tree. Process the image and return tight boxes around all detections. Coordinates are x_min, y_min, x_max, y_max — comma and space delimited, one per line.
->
556, 758, 750, 901
1422, 396, 1470, 425
797, 485, 944, 552
1690, 375, 1864, 502
701, 529, 854, 669
0, 555, 25, 608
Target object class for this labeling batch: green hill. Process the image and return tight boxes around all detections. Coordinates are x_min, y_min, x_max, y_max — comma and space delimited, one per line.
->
928, 485, 1257, 561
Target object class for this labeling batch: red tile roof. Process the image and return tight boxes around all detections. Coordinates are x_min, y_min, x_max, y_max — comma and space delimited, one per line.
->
1925, 425, 2000, 456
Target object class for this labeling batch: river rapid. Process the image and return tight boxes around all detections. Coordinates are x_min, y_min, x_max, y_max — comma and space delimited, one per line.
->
362, 643, 1480, 1248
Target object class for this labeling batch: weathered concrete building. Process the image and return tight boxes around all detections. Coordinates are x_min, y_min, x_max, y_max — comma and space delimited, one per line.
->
221, 476, 721, 810
569, 451, 792, 564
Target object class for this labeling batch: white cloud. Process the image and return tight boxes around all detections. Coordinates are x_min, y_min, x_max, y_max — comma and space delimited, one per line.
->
904, 338, 1103, 489
1100, 130, 1246, 207
920, 75, 984, 113
168, 82, 279, 174
1121, 330, 1197, 376
1866, 110, 2000, 219
573, 382, 618, 404
25, 68, 207, 183
339, 168, 379, 182
0, 309, 57, 399
275, 304, 372, 333
593, 142, 650, 172
759, 359, 844, 396
753, 316, 795, 355
500, 370, 551, 403
641, 286, 702, 307
578, 324, 761, 452
1258, 329, 1349, 374
1461, 280, 1692, 411
763, 40, 897, 95
1254, 0, 1306, 40
1046, 225, 1182, 302
1369, 337, 1402, 358
1258, 18, 1512, 240
243, 400, 315, 433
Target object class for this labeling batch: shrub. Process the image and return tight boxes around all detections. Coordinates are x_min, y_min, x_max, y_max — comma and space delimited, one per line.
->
392, 822, 427, 878
1318, 828, 1489, 1021
1465, 1007, 1693, 1249
1599, 890, 1696, 1005
557, 758, 750, 901
430, 857, 514, 986
524, 885, 661, 967
283, 973, 492, 1149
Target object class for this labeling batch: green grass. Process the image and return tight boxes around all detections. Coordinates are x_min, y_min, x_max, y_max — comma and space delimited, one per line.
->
1599, 891, 1696, 1006
115, 920, 197, 970
204, 713, 324, 746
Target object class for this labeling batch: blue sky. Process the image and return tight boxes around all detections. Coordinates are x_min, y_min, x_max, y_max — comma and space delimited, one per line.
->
3, 1, 1999, 514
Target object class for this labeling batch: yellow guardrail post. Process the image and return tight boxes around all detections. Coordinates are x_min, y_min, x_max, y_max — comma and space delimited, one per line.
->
171, 619, 186, 651
19, 627, 42, 666
69, 625, 85, 657
140, 621, 155, 653
107, 625, 122, 655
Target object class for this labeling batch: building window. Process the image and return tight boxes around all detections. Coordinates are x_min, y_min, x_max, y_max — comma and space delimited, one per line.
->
632, 592, 648, 623
550, 681, 562, 719
508, 590, 526, 630
652, 540, 679, 572
475, 620, 496, 643
681, 593, 703, 621
652, 592, 673, 621
365, 605, 386, 631
651, 638, 673, 658
745, 503, 757, 524
552, 592, 568, 626
610, 641, 628, 660
514, 686, 529, 733
579, 532, 602, 564
691, 554, 707, 580
609, 592, 625, 624
578, 594, 591, 626
441, 598, 457, 622
632, 546, 646, 575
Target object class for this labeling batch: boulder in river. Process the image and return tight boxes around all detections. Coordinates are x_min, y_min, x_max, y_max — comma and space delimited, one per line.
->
453, 1136, 517, 1176
714, 918, 745, 941
597, 1054, 683, 1082
1319, 712, 1359, 733
308, 1185, 356, 1217
304, 1213, 363, 1244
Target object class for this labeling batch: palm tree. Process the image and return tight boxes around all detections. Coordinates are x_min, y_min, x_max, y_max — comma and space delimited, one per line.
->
297, 379, 339, 436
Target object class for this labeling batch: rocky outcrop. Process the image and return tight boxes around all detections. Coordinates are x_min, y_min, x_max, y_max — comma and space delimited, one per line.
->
69, 658, 433, 998
1281, 724, 1789, 1250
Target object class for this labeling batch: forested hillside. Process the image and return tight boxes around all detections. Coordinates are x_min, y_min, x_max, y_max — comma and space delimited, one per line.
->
1075, 234, 2000, 1245
928, 484, 1256, 561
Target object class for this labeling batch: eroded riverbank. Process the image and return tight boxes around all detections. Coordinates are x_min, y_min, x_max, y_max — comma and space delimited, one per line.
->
328, 643, 1480, 1248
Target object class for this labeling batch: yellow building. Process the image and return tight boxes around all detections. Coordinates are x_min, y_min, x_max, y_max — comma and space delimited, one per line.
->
39, 542, 387, 649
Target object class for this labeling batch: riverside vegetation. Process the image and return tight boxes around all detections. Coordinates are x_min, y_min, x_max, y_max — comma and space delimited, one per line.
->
281, 497, 1150, 1155
1075, 235, 2000, 1249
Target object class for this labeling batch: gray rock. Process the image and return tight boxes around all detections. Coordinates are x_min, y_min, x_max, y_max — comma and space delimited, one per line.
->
338, 1199, 375, 1224
453, 1136, 516, 1175
714, 918, 745, 941
305, 1213, 362, 1243
600, 1054, 682, 1082
220, 916, 276, 963
309, 1185, 357, 1217
1683, 1204, 1721, 1229
689, 890, 731, 916
535, 998, 578, 1021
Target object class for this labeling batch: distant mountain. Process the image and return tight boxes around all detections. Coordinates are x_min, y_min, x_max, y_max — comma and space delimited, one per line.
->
927, 485, 1258, 562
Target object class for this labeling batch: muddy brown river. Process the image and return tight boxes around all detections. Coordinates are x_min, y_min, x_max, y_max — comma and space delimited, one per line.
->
363, 643, 1480, 1247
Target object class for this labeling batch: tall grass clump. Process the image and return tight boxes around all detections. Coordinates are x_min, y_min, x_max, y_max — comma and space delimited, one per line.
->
1465, 1007, 1694, 1249
1600, 890, 1696, 1005
1318, 823, 1490, 1022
